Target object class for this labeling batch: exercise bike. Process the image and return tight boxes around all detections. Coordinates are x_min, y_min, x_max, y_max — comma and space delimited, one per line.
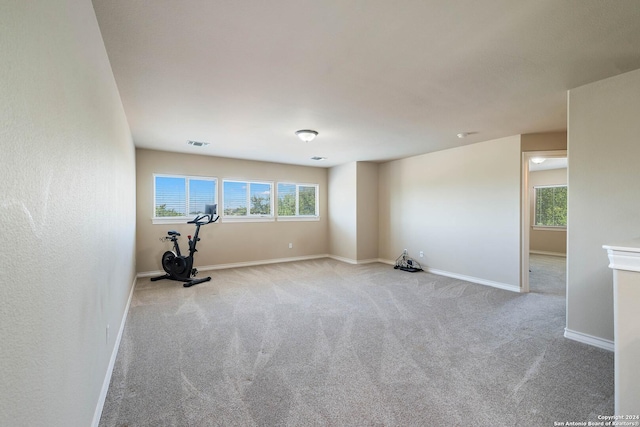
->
151, 204, 218, 287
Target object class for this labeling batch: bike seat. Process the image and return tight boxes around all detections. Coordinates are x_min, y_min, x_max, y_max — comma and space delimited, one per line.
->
167, 230, 180, 236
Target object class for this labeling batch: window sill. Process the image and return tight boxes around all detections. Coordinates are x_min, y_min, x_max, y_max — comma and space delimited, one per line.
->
277, 216, 320, 222
152, 217, 192, 225
532, 226, 567, 232
222, 216, 275, 223
153, 216, 320, 224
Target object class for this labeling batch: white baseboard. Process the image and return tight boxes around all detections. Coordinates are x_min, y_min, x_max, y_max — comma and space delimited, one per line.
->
425, 267, 521, 293
200, 255, 330, 271
564, 328, 614, 352
360, 259, 521, 292
138, 255, 398, 278
138, 257, 519, 295
92, 276, 136, 427
326, 255, 382, 265
137, 254, 330, 278
530, 250, 566, 257
326, 254, 357, 264
355, 258, 380, 265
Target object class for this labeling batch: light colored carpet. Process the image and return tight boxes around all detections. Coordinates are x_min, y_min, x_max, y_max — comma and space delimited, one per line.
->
100, 255, 613, 426
529, 253, 567, 296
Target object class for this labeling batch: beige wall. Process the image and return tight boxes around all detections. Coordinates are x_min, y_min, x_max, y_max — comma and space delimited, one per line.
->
356, 162, 380, 261
327, 161, 378, 262
567, 68, 640, 343
136, 149, 328, 273
529, 168, 567, 255
328, 162, 358, 260
521, 131, 567, 152
0, 1, 137, 426
379, 135, 522, 288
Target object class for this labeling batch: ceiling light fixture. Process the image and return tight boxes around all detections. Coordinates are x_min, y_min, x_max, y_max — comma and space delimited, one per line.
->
457, 131, 479, 139
531, 157, 546, 164
295, 129, 318, 143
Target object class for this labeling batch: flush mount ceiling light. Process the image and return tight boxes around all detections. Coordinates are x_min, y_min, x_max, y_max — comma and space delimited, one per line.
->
456, 131, 478, 139
187, 140, 210, 147
295, 129, 318, 143
531, 157, 546, 164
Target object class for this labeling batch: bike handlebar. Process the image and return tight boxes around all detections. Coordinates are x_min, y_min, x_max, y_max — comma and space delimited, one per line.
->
187, 213, 219, 225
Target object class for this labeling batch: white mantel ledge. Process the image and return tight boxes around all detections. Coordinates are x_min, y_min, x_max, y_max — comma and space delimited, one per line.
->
603, 237, 640, 273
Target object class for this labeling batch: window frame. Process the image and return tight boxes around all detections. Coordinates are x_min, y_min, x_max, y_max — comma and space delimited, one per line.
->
533, 184, 567, 230
276, 182, 320, 221
222, 179, 275, 222
152, 174, 218, 224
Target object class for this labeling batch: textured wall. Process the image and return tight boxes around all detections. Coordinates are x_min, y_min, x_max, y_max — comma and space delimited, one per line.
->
379, 136, 521, 288
136, 149, 328, 273
0, 1, 136, 425
328, 162, 358, 261
356, 162, 379, 261
567, 68, 640, 342
327, 161, 379, 263
521, 131, 567, 152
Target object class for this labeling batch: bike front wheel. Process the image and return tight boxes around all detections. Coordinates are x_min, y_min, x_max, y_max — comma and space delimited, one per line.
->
161, 251, 176, 274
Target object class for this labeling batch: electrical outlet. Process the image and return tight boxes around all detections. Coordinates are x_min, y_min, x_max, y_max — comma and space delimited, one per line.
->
419, 251, 424, 258
289, 243, 293, 249
403, 249, 407, 255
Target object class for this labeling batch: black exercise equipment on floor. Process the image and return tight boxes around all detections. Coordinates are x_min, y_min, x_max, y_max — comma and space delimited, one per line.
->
151, 204, 218, 287
394, 250, 423, 272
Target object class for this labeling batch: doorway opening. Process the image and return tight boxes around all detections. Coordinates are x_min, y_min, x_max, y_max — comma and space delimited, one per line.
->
521, 150, 567, 293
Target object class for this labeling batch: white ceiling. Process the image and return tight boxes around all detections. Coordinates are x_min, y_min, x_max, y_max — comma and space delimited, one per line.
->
529, 157, 567, 172
92, 0, 640, 168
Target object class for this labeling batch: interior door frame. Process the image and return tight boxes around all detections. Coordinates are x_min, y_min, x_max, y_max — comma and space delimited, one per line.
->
521, 149, 567, 293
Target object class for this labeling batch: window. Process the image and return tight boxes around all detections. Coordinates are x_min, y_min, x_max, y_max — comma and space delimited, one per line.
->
223, 180, 273, 219
534, 185, 567, 228
277, 183, 318, 218
154, 175, 217, 220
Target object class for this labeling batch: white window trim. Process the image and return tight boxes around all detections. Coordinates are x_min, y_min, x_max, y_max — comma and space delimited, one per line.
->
276, 182, 320, 220
152, 174, 217, 223
532, 225, 566, 231
277, 216, 320, 222
222, 179, 274, 219
222, 216, 276, 223
152, 217, 194, 225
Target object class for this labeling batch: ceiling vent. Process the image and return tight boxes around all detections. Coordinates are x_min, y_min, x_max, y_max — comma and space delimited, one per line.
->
310, 156, 327, 161
187, 140, 210, 147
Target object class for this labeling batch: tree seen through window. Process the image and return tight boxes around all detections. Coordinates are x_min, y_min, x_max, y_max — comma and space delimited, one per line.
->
535, 185, 567, 227
277, 183, 317, 216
